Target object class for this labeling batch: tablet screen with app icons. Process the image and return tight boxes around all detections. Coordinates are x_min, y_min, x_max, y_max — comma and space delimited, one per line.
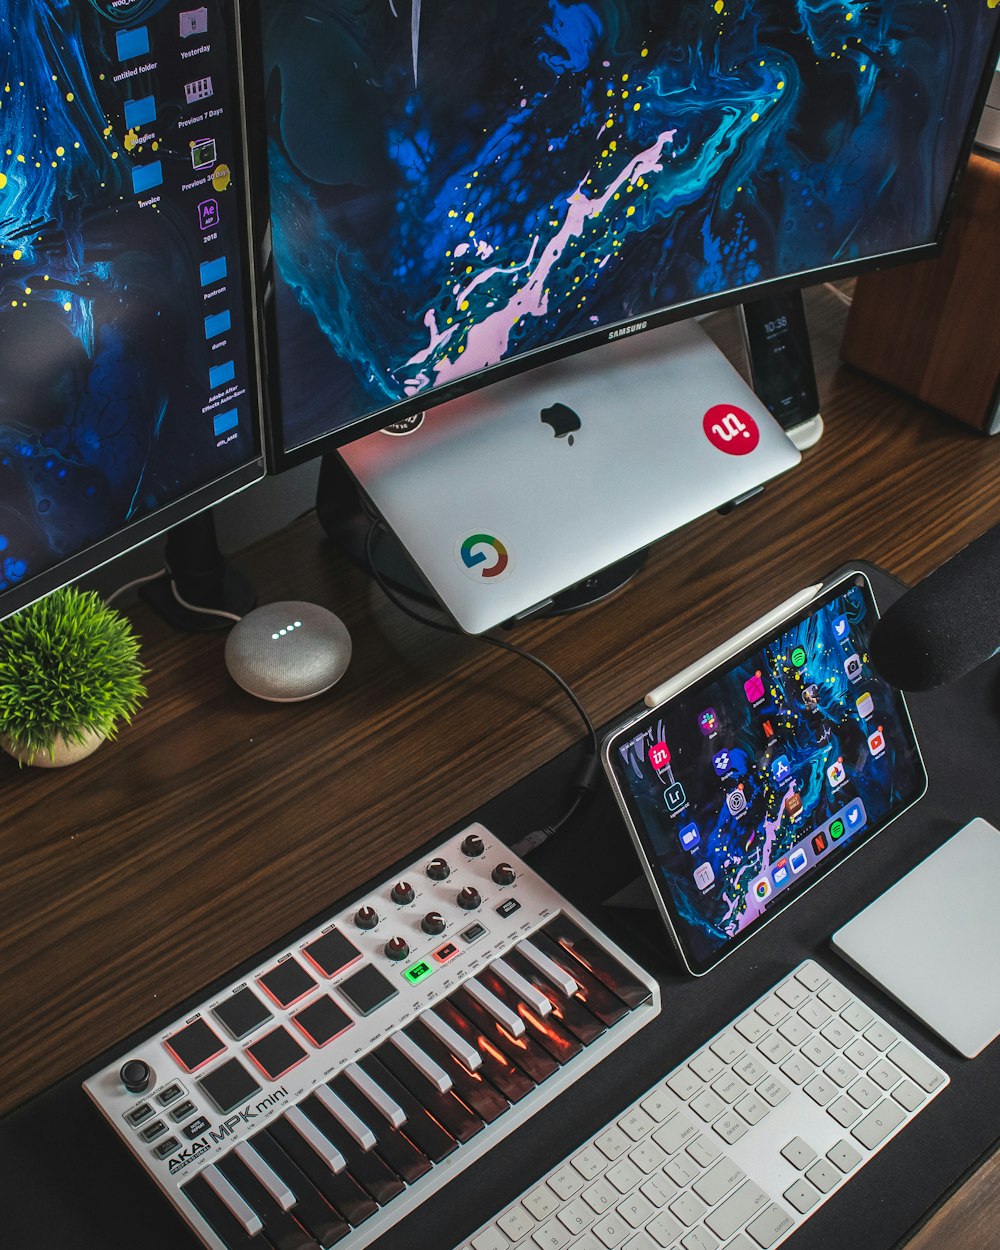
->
603, 571, 926, 975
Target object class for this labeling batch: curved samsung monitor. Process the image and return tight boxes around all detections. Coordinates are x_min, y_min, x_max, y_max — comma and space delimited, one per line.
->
257, 0, 1000, 468
0, 0, 264, 622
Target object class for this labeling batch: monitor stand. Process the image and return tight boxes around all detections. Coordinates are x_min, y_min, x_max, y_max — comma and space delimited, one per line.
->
315, 451, 648, 625
140, 511, 256, 631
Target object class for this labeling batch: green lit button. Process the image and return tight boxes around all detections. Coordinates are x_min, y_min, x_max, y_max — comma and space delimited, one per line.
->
403, 959, 435, 986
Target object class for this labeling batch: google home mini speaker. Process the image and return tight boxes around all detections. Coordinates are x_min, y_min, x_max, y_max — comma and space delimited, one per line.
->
224, 601, 352, 701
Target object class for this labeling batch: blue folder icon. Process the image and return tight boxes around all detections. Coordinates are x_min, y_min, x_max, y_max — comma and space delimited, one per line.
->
200, 256, 227, 287
204, 310, 231, 339
124, 95, 156, 131
131, 162, 163, 195
116, 28, 150, 62
209, 360, 235, 389
213, 409, 239, 437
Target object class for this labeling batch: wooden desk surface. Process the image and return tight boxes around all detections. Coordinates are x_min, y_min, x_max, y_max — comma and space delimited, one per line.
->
2, 286, 998, 1241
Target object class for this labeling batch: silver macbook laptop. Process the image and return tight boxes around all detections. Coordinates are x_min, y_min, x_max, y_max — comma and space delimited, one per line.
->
339, 319, 801, 633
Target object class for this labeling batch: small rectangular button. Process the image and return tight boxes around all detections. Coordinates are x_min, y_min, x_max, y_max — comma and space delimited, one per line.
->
153, 1136, 180, 1160
156, 1083, 185, 1107
183, 1116, 211, 1139
139, 1119, 167, 1143
125, 1102, 154, 1128
170, 1100, 197, 1123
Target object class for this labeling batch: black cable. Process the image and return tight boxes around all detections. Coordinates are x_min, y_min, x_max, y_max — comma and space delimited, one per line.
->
364, 520, 601, 848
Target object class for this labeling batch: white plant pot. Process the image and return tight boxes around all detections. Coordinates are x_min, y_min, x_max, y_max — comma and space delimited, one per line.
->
2, 727, 107, 768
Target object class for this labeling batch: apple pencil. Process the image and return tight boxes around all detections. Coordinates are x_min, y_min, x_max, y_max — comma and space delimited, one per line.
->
643, 582, 824, 708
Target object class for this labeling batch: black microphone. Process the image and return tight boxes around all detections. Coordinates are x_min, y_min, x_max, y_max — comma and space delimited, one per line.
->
870, 523, 1000, 691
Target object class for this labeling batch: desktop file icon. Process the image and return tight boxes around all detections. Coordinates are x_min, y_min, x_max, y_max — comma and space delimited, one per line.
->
116, 28, 150, 62
180, 8, 209, 37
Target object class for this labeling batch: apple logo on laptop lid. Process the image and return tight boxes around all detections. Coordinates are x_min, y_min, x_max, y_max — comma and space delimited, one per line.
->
540, 402, 581, 445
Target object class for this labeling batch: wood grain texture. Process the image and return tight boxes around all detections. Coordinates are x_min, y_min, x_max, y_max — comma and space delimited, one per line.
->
1, 286, 998, 1242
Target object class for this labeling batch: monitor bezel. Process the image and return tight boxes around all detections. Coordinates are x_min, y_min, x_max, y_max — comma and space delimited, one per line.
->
242, 6, 1000, 472
0, 0, 268, 622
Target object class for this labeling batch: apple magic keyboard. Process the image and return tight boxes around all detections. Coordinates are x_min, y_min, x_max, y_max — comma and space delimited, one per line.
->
454, 959, 948, 1250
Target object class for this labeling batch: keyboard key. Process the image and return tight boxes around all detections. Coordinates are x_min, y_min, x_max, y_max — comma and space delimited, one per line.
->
665, 1154, 699, 1187
803, 1074, 837, 1106
686, 1135, 722, 1168
667, 1069, 702, 1101
734, 1092, 769, 1125
827, 1095, 863, 1127
827, 1140, 862, 1173
471, 1227, 510, 1250
821, 1018, 855, 1049
804, 1159, 840, 1193
778, 1054, 812, 1086
690, 1089, 726, 1122
690, 1050, 725, 1082
681, 1229, 720, 1250
893, 1080, 926, 1112
668, 1189, 707, 1226
652, 1113, 698, 1155
557, 1199, 597, 1236
800, 1036, 834, 1067
618, 1109, 657, 1142
793, 962, 828, 992
616, 1193, 655, 1228
779, 1137, 816, 1169
797, 999, 832, 1029
709, 1031, 745, 1064
710, 1073, 745, 1104
639, 1174, 677, 1207
840, 1001, 873, 1031
733, 1055, 766, 1084
844, 1037, 879, 1070
745, 1202, 794, 1247
572, 1147, 606, 1181
549, 1165, 585, 1201
645, 1210, 684, 1247
757, 1034, 792, 1064
755, 996, 788, 1027
735, 1013, 768, 1044
712, 1112, 748, 1145
639, 1088, 679, 1122
533, 1217, 572, 1250
867, 1059, 903, 1091
582, 1180, 618, 1215
516, 938, 580, 998
775, 978, 808, 1009
817, 981, 850, 1011
704, 1180, 770, 1240
777, 1016, 810, 1046
595, 1126, 632, 1160
693, 1157, 746, 1205
756, 1077, 790, 1106
629, 1141, 666, 1174
524, 1183, 560, 1221
823, 1056, 861, 1088
888, 1042, 947, 1092
606, 1159, 643, 1194
783, 1179, 819, 1214
850, 1099, 907, 1150
847, 1075, 882, 1109
863, 1021, 898, 1051
498, 1206, 536, 1240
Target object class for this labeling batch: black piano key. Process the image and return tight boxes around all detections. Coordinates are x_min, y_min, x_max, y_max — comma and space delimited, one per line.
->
505, 948, 608, 1045
449, 986, 561, 1085
529, 931, 631, 1027
301, 1093, 407, 1208
475, 967, 584, 1065
432, 999, 536, 1104
328, 1074, 434, 1185
250, 1131, 351, 1248
354, 1054, 459, 1164
267, 1118, 378, 1229
541, 915, 653, 1009
403, 1018, 510, 1123
215, 1151, 320, 1250
181, 1172, 275, 1250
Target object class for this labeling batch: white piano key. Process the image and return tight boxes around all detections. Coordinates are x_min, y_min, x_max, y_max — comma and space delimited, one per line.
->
490, 956, 553, 1017
285, 1106, 347, 1173
419, 1007, 483, 1071
390, 1030, 454, 1093
464, 978, 527, 1038
343, 1061, 408, 1128
201, 1164, 264, 1236
233, 1141, 296, 1212
517, 937, 580, 998
314, 1085, 379, 1150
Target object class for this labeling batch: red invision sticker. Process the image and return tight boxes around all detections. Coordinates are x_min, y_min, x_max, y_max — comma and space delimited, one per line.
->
703, 404, 760, 455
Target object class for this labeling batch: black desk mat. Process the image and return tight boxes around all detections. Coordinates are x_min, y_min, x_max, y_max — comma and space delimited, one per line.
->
3, 566, 999, 1249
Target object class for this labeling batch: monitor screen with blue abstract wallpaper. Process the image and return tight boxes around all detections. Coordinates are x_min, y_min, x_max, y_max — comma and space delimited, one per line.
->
605, 572, 926, 973
261, 0, 1000, 461
0, 0, 262, 616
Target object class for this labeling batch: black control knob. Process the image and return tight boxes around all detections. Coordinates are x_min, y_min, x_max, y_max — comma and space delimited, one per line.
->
457, 885, 481, 910
120, 1059, 151, 1094
426, 857, 451, 881
461, 833, 486, 857
384, 936, 410, 961
354, 905, 379, 930
491, 862, 516, 886
421, 911, 446, 936
390, 881, 415, 905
